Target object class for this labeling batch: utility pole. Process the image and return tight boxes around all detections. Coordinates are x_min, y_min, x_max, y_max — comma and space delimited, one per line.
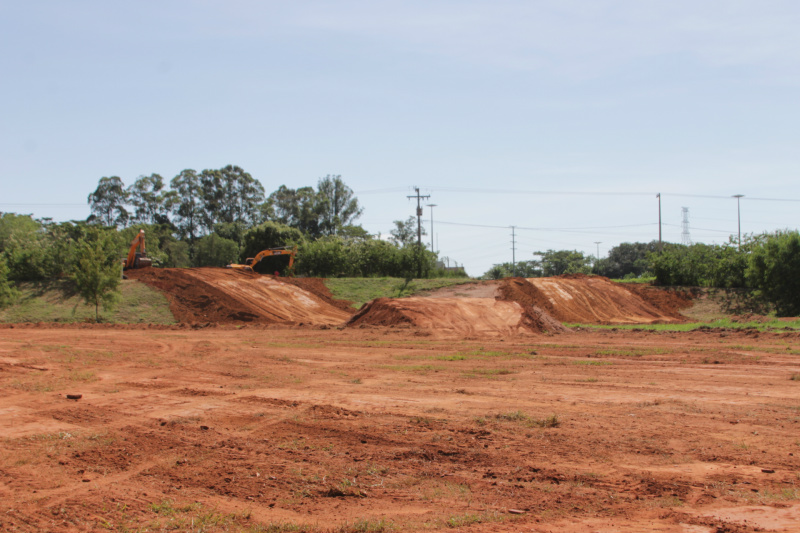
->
511, 226, 517, 277
426, 204, 437, 252
594, 241, 602, 261
407, 187, 430, 278
656, 193, 662, 251
733, 194, 744, 250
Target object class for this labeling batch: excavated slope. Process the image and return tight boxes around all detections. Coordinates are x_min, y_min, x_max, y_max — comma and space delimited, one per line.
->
347, 297, 564, 335
525, 274, 686, 324
127, 268, 352, 325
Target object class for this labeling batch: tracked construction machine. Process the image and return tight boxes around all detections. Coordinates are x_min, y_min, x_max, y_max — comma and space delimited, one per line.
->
227, 246, 297, 275
123, 230, 152, 270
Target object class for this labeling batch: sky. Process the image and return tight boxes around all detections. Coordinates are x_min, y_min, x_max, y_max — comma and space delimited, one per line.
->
2, 1, 799, 276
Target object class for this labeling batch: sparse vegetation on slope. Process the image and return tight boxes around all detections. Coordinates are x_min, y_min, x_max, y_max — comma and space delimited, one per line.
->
0, 279, 175, 324
324, 277, 474, 308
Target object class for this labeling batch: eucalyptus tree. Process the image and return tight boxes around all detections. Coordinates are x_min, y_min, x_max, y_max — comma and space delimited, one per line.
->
88, 176, 129, 227
128, 173, 175, 225
316, 174, 363, 236
171, 169, 203, 250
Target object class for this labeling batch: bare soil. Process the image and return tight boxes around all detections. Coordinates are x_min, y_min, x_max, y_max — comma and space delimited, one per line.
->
347, 296, 565, 336
1, 325, 799, 532
3, 271, 797, 531
526, 274, 689, 324
126, 268, 353, 326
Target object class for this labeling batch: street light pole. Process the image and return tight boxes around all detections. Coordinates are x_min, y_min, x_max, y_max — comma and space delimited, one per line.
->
733, 194, 744, 250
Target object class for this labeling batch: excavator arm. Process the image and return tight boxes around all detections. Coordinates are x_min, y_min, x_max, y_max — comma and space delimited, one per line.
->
123, 230, 152, 270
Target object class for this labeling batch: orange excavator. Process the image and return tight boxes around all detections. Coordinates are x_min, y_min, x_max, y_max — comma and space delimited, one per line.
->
123, 230, 152, 270
227, 246, 297, 274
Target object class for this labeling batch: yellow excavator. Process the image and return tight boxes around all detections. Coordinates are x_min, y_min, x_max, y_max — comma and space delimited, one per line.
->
123, 230, 152, 270
227, 246, 297, 274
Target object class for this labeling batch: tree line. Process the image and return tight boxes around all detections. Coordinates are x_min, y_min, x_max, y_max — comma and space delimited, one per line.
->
483, 233, 800, 316
0, 166, 464, 318
87, 167, 365, 247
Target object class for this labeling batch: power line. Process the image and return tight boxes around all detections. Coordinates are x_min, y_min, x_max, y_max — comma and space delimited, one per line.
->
420, 186, 800, 202
424, 186, 653, 197
0, 203, 86, 207
436, 219, 659, 232
354, 187, 410, 194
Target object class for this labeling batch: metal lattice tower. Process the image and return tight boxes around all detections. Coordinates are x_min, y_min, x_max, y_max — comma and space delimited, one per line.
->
681, 207, 692, 245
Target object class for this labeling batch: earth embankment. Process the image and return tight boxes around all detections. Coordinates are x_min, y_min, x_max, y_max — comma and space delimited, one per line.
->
347, 296, 567, 335
523, 274, 689, 324
126, 268, 353, 326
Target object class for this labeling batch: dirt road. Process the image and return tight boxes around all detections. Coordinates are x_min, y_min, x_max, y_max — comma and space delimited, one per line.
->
2, 325, 799, 532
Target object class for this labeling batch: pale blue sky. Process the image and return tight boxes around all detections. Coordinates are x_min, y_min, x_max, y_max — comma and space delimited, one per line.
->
2, 1, 799, 275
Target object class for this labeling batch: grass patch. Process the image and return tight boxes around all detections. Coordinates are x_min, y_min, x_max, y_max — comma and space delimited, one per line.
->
455, 348, 538, 360
397, 348, 536, 362
573, 360, 613, 366
595, 348, 666, 357
324, 277, 473, 308
493, 411, 560, 428
649, 495, 684, 508
380, 364, 444, 373
334, 518, 395, 532
791, 374, 800, 381
569, 317, 800, 332
463, 368, 517, 378
0, 279, 175, 324
612, 276, 657, 284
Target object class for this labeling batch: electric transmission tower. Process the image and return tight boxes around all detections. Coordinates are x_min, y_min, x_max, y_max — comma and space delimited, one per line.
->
681, 207, 692, 245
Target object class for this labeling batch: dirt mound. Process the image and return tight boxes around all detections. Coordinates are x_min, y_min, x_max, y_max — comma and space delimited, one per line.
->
524, 275, 687, 324
126, 268, 353, 325
277, 277, 355, 311
347, 297, 563, 335
497, 279, 570, 333
623, 283, 695, 315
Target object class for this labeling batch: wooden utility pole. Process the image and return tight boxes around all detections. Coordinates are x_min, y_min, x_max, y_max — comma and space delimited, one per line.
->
407, 187, 430, 278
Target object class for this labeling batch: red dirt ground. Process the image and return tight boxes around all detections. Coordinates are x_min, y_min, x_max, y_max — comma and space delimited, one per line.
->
525, 274, 688, 324
126, 268, 353, 326
1, 326, 799, 532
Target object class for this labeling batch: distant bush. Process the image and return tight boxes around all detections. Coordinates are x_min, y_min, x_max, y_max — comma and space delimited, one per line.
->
193, 234, 239, 267
297, 237, 439, 278
746, 230, 800, 316
0, 256, 19, 308
649, 242, 747, 288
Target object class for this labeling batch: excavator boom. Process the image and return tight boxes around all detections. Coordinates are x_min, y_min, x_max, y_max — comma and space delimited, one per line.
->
123, 230, 152, 270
